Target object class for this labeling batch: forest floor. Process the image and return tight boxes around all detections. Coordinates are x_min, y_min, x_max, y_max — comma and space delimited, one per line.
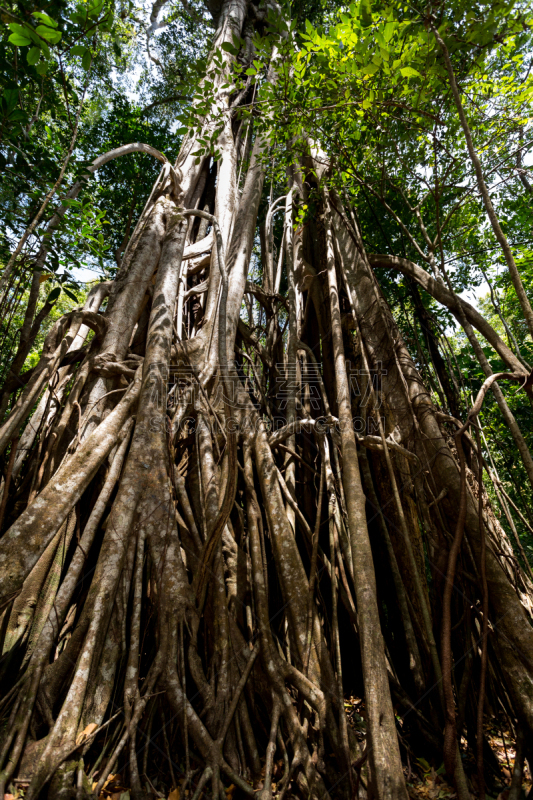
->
344, 697, 532, 800
403, 725, 532, 800
405, 745, 533, 800
3, 704, 531, 800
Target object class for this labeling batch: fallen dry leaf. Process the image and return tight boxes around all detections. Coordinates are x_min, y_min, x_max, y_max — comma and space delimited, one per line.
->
76, 722, 98, 746
168, 789, 180, 800
102, 774, 116, 790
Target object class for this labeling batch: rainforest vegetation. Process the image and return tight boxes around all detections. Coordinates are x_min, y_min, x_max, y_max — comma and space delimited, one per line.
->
1, 0, 533, 798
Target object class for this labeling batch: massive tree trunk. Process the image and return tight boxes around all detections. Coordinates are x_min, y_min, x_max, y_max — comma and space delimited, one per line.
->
0, 3, 532, 800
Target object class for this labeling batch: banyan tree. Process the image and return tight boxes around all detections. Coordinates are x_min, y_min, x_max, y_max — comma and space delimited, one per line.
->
1, 0, 533, 798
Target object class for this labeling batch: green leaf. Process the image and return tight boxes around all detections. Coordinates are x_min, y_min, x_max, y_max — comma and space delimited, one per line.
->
27, 46, 40, 65
82, 49, 92, 70
87, 0, 104, 18
99, 14, 113, 32
70, 11, 86, 25
8, 33, 31, 46
245, 68, 256, 76
3, 89, 18, 113
63, 287, 78, 302
8, 22, 42, 47
221, 42, 239, 55
70, 45, 86, 55
383, 21, 395, 42
46, 287, 61, 303
35, 61, 48, 74
32, 11, 58, 28
37, 36, 50, 58
8, 23, 28, 36
360, 0, 372, 27
35, 25, 61, 43
23, 26, 45, 47
400, 66, 421, 78
427, 65, 446, 76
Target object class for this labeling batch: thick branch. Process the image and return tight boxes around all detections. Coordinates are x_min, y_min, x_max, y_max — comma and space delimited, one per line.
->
368, 254, 525, 374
